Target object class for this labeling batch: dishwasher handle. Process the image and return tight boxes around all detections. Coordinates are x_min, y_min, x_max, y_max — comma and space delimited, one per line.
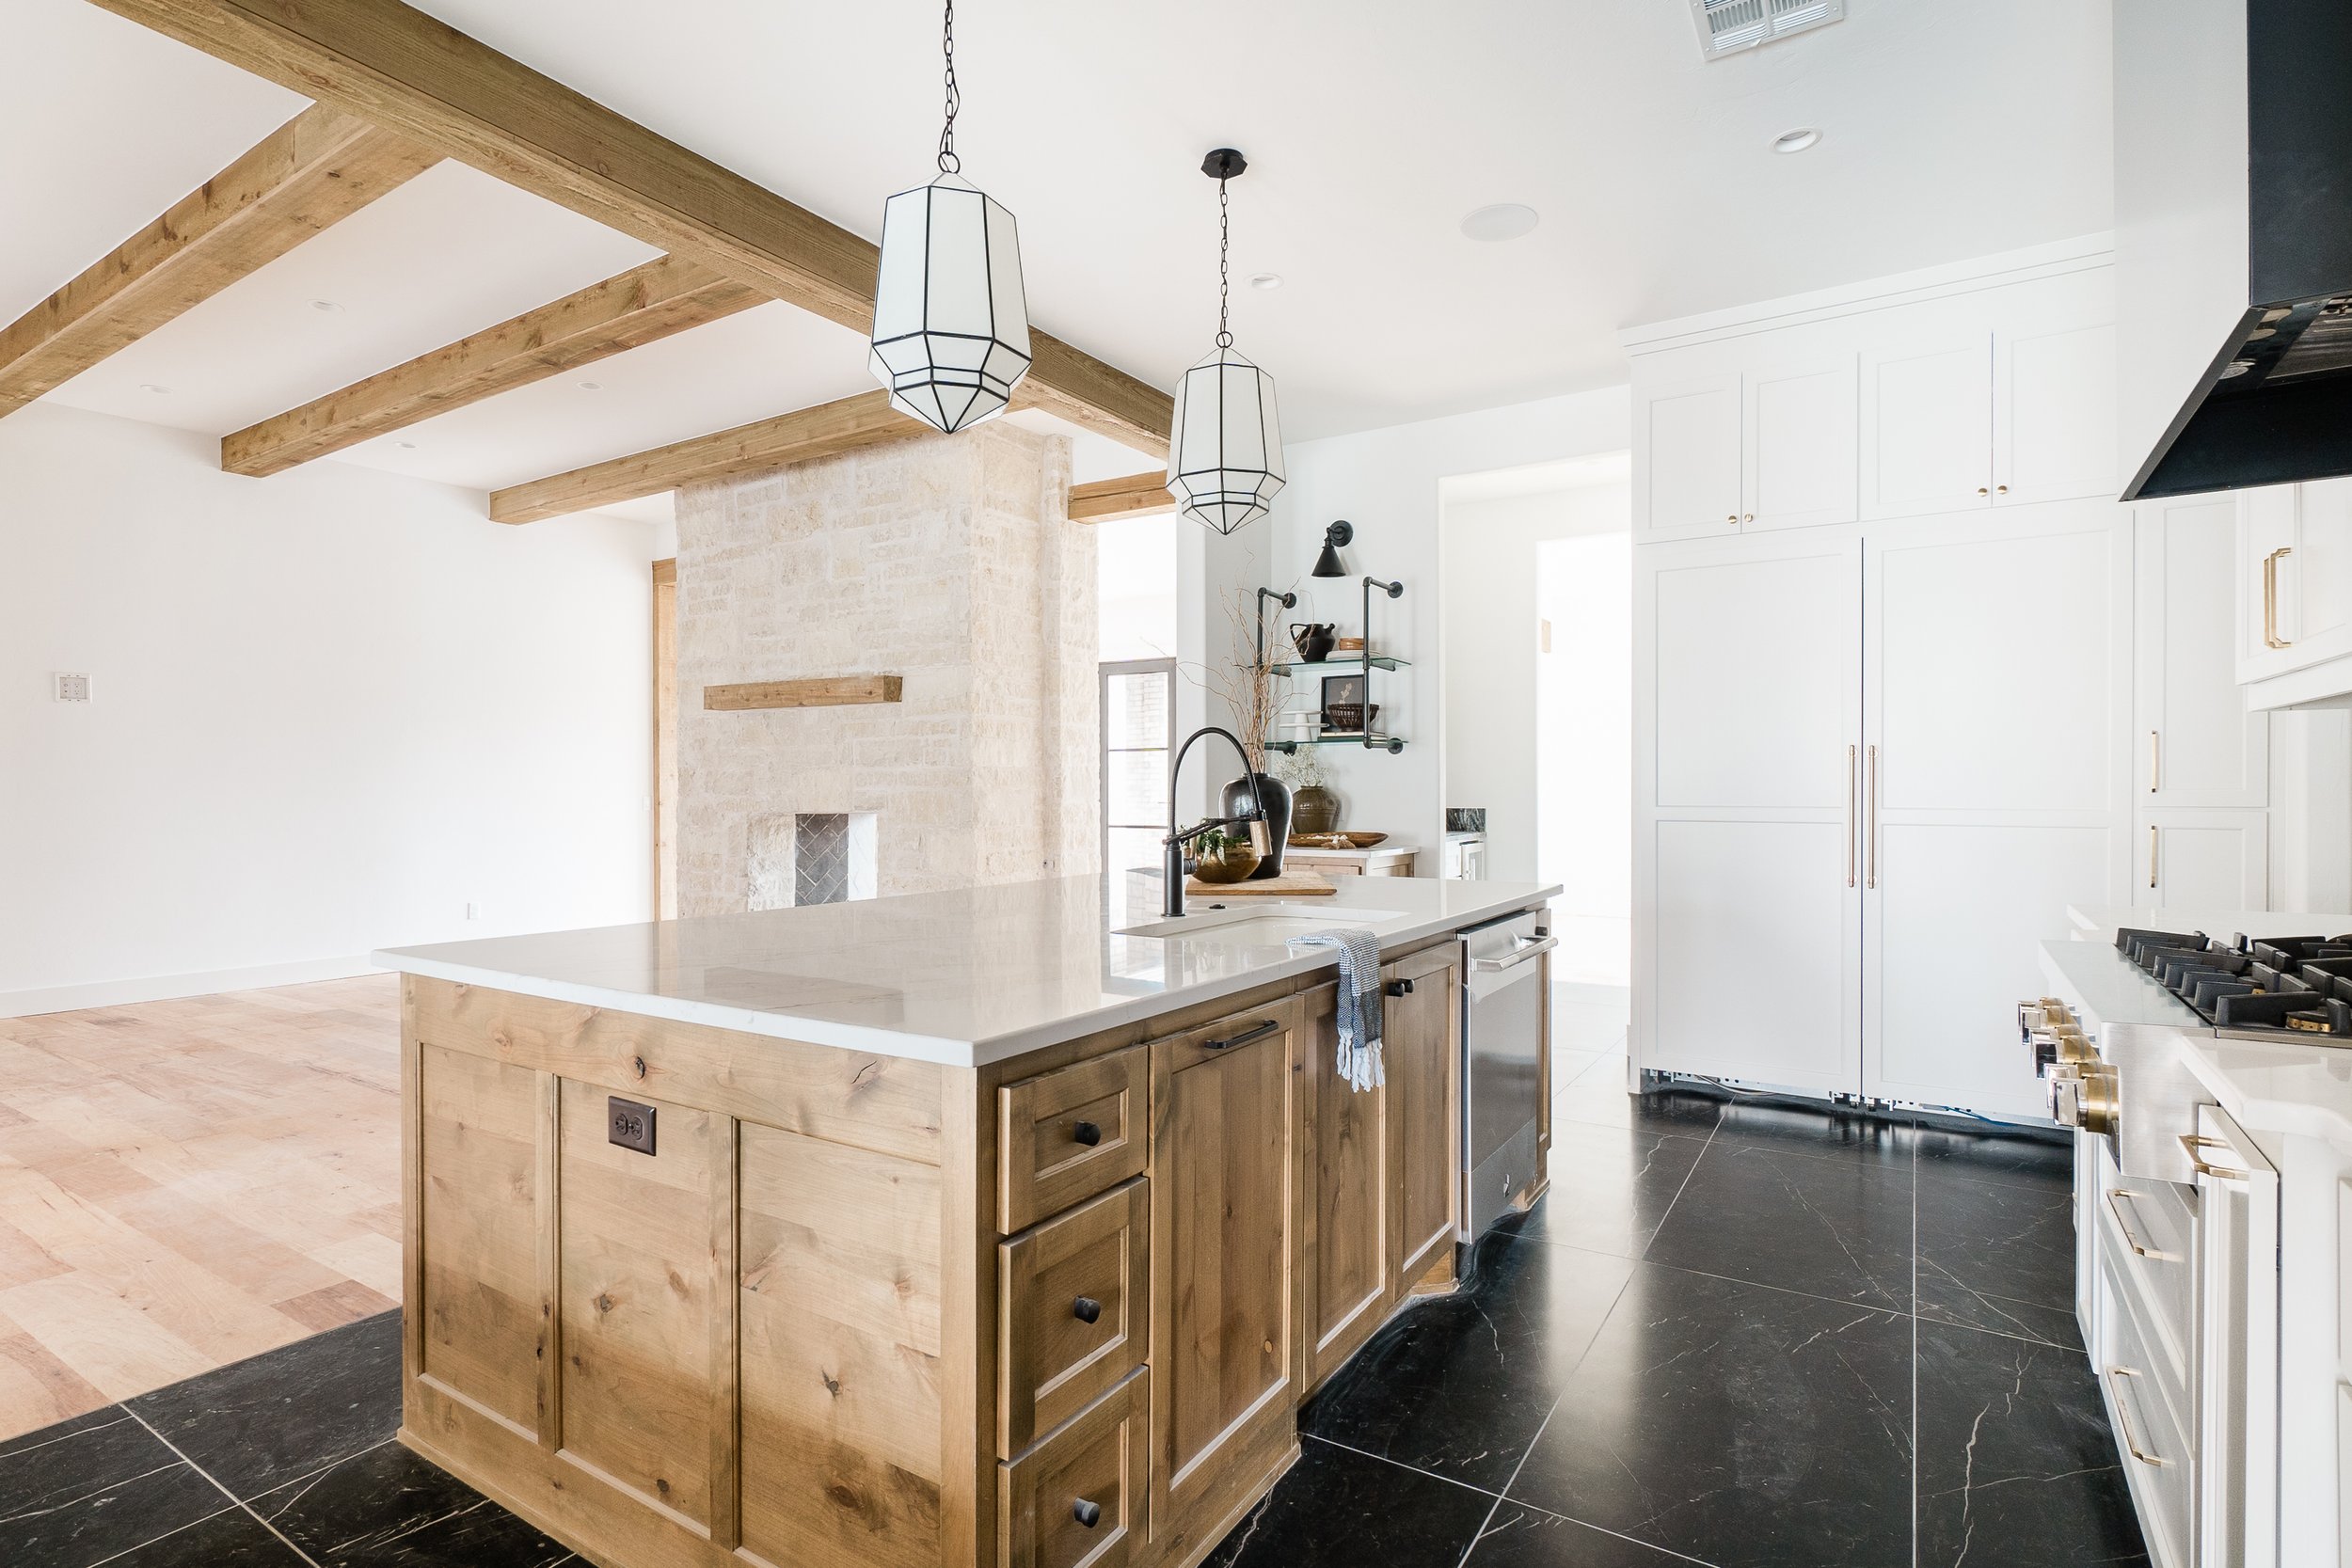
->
1470, 934, 1558, 974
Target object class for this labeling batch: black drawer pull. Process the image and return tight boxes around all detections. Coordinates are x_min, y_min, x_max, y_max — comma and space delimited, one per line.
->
1073, 1295, 1102, 1323
1073, 1498, 1103, 1528
1202, 1019, 1279, 1051
1384, 977, 1414, 997
1072, 1119, 1103, 1147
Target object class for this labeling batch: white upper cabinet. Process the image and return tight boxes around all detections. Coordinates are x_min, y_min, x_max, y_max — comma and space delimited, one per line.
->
1636, 371, 1743, 539
2236, 478, 2352, 707
1860, 269, 2118, 521
1634, 330, 1857, 541
2137, 500, 2267, 808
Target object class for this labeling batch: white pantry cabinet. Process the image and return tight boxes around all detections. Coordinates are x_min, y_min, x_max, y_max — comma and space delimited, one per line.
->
1633, 326, 1858, 542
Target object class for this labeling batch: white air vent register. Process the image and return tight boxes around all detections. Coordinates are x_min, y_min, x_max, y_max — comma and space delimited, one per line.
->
1688, 0, 1843, 59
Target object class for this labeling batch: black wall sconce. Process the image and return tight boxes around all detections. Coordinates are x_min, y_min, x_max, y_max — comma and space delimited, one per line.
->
1311, 519, 1353, 578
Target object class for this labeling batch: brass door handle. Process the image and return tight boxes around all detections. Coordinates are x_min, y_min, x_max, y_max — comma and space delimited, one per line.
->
2148, 730, 2159, 794
2265, 546, 2294, 648
2179, 1132, 2249, 1181
1844, 744, 1857, 889
2106, 1368, 2167, 1466
2149, 824, 2158, 890
1865, 745, 1879, 890
2105, 1187, 2175, 1259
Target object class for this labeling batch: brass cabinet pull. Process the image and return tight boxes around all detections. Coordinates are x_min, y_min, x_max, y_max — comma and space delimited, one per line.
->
2264, 546, 2294, 648
2105, 1187, 2175, 1259
2148, 730, 2159, 794
1844, 745, 1858, 888
1865, 745, 1879, 890
1726, 514, 1739, 526
2149, 824, 2159, 890
1743, 513, 1755, 523
2179, 1132, 2249, 1181
1977, 486, 1991, 498
1996, 483, 2010, 496
2106, 1368, 2167, 1466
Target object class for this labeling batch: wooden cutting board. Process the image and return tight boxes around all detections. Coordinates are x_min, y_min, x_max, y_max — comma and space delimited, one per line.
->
1184, 870, 1339, 897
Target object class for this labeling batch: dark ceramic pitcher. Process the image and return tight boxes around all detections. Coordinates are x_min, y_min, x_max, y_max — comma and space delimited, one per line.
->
1289, 623, 1337, 663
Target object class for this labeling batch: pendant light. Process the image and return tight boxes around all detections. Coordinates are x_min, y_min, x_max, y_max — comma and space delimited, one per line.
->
1167, 149, 1285, 535
867, 0, 1031, 434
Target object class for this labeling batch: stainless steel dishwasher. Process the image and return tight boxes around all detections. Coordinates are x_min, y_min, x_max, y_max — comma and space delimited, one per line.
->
1458, 908, 1553, 1241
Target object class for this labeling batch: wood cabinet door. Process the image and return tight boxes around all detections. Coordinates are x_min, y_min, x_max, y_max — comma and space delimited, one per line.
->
1637, 372, 1743, 541
1860, 304, 1994, 520
1148, 1000, 1301, 1541
1300, 984, 1389, 1389
1863, 501, 2130, 1117
1386, 945, 1461, 1294
1742, 340, 1859, 533
2136, 501, 2267, 810
1635, 528, 1863, 1095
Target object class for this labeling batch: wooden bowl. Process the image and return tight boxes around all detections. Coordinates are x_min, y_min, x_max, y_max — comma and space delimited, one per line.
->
1341, 832, 1388, 847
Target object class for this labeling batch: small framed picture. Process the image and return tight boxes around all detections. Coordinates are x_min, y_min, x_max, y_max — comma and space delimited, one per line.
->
1320, 672, 1368, 727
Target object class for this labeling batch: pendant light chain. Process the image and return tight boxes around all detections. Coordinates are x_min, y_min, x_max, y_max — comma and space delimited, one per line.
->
937, 0, 961, 175
1216, 176, 1232, 349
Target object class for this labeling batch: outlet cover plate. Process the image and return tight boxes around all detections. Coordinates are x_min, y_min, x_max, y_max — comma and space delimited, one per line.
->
608, 1096, 656, 1155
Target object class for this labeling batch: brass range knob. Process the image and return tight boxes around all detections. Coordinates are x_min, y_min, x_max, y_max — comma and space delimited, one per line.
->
2046, 1061, 2120, 1138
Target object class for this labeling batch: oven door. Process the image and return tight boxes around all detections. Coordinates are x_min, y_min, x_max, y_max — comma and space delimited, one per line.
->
1459, 911, 1553, 1241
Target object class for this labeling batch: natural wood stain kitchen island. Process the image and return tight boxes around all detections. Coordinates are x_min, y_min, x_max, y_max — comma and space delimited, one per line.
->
378, 875, 1553, 1568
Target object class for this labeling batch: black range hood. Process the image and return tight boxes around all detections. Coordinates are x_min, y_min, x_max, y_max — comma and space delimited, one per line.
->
2121, 0, 2352, 500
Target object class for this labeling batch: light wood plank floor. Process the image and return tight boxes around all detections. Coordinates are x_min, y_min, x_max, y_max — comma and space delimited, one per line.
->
0, 974, 401, 1441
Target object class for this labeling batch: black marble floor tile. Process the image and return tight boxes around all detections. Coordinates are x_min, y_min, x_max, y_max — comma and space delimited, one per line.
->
1913, 1120, 2075, 1194
1518, 1127, 1708, 1259
1916, 1168, 2081, 1350
0, 1404, 133, 1465
1467, 1500, 1717, 1565
1708, 1098, 1915, 1167
107, 1505, 312, 1565
128, 1309, 400, 1500
1915, 1322, 2150, 1568
6, 1439, 235, 1568
1643, 1141, 1914, 1312
1550, 1080, 1725, 1138
1507, 1264, 1914, 1568
1202, 1434, 1501, 1568
254, 1438, 574, 1567
1301, 1234, 1634, 1491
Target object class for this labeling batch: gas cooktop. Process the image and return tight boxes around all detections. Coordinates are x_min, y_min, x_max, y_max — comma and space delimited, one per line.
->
2115, 927, 2352, 1040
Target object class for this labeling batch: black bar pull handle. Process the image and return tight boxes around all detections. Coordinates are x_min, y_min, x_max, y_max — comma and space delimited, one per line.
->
1073, 1295, 1103, 1323
1073, 1498, 1103, 1528
1072, 1119, 1103, 1147
1202, 1019, 1280, 1051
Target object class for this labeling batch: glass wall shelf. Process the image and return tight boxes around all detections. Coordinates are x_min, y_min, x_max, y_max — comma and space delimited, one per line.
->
1267, 733, 1406, 754
1267, 654, 1409, 676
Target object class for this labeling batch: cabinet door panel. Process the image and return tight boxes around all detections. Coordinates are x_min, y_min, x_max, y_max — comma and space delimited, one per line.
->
1386, 948, 1459, 1291
1861, 315, 1993, 519
1638, 373, 1743, 540
1997, 321, 2118, 506
2294, 478, 2352, 664
1745, 355, 1858, 532
2137, 501, 2267, 808
1302, 985, 1387, 1386
2136, 813, 2269, 911
2237, 484, 2300, 680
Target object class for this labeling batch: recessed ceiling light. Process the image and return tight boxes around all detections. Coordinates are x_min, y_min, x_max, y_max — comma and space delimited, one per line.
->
1771, 127, 1823, 154
1249, 272, 1283, 291
310, 298, 344, 313
578, 380, 602, 390
139, 383, 170, 394
395, 441, 418, 450
1460, 203, 1540, 243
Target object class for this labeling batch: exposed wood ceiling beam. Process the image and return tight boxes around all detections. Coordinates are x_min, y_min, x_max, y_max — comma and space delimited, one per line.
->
0, 103, 434, 418
88, 0, 1173, 457
223, 255, 758, 476
488, 390, 923, 525
1068, 471, 1176, 523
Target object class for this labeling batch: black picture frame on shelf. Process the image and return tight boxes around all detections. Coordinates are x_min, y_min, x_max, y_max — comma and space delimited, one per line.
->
1319, 672, 1367, 729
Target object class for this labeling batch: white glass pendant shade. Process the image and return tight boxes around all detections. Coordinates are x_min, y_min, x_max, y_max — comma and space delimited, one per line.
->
1166, 341, 1285, 535
868, 173, 1032, 434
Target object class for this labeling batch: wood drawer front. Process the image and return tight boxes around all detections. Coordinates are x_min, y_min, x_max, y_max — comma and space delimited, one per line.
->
1001, 1180, 1149, 1457
1001, 1047, 1149, 1234
998, 1367, 1147, 1568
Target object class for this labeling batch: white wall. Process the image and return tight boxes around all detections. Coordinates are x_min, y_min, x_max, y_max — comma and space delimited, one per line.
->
1207, 388, 1632, 864
0, 403, 663, 1014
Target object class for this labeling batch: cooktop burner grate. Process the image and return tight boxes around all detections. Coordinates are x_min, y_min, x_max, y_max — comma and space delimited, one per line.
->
2113, 927, 2352, 1038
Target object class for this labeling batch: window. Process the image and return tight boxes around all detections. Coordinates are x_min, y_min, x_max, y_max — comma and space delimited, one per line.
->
1101, 659, 1176, 873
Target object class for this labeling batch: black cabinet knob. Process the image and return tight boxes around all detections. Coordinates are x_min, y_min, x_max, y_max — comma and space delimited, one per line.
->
1073, 1295, 1103, 1324
1072, 1119, 1103, 1147
1385, 977, 1414, 997
1073, 1498, 1103, 1528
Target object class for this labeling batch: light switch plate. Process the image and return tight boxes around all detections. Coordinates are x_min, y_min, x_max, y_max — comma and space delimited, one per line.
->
53, 673, 90, 703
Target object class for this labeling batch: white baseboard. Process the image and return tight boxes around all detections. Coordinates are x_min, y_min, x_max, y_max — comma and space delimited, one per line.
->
0, 956, 384, 1020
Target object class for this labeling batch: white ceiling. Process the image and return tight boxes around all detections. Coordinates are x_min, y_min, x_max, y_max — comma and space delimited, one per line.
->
6, 0, 2115, 516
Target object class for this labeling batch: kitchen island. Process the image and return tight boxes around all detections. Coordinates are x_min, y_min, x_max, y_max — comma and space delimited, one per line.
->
373, 872, 1556, 1568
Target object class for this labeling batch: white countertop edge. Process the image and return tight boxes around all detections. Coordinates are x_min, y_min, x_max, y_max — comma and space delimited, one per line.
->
2177, 1037, 2352, 1146
373, 882, 1558, 1070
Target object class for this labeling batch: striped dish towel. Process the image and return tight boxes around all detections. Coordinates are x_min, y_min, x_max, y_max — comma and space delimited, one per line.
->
1288, 928, 1384, 1092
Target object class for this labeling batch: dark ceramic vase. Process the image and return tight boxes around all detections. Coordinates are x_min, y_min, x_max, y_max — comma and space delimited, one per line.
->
1220, 773, 1292, 879
1291, 784, 1341, 836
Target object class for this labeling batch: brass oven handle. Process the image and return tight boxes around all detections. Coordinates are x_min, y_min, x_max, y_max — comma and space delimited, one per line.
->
1866, 745, 1879, 890
2265, 546, 2294, 649
2106, 1368, 2167, 1466
2179, 1132, 2249, 1181
2149, 824, 2158, 890
2148, 730, 2159, 794
2105, 1188, 2176, 1260
1844, 745, 1857, 888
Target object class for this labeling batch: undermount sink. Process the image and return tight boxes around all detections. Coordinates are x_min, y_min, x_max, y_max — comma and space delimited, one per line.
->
1116, 903, 1404, 943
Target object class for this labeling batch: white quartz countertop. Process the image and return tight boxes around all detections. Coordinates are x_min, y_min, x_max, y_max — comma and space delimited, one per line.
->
1280, 843, 1418, 861
2180, 1035, 2352, 1145
374, 872, 1557, 1069
2037, 939, 2203, 1031
2066, 905, 2352, 940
